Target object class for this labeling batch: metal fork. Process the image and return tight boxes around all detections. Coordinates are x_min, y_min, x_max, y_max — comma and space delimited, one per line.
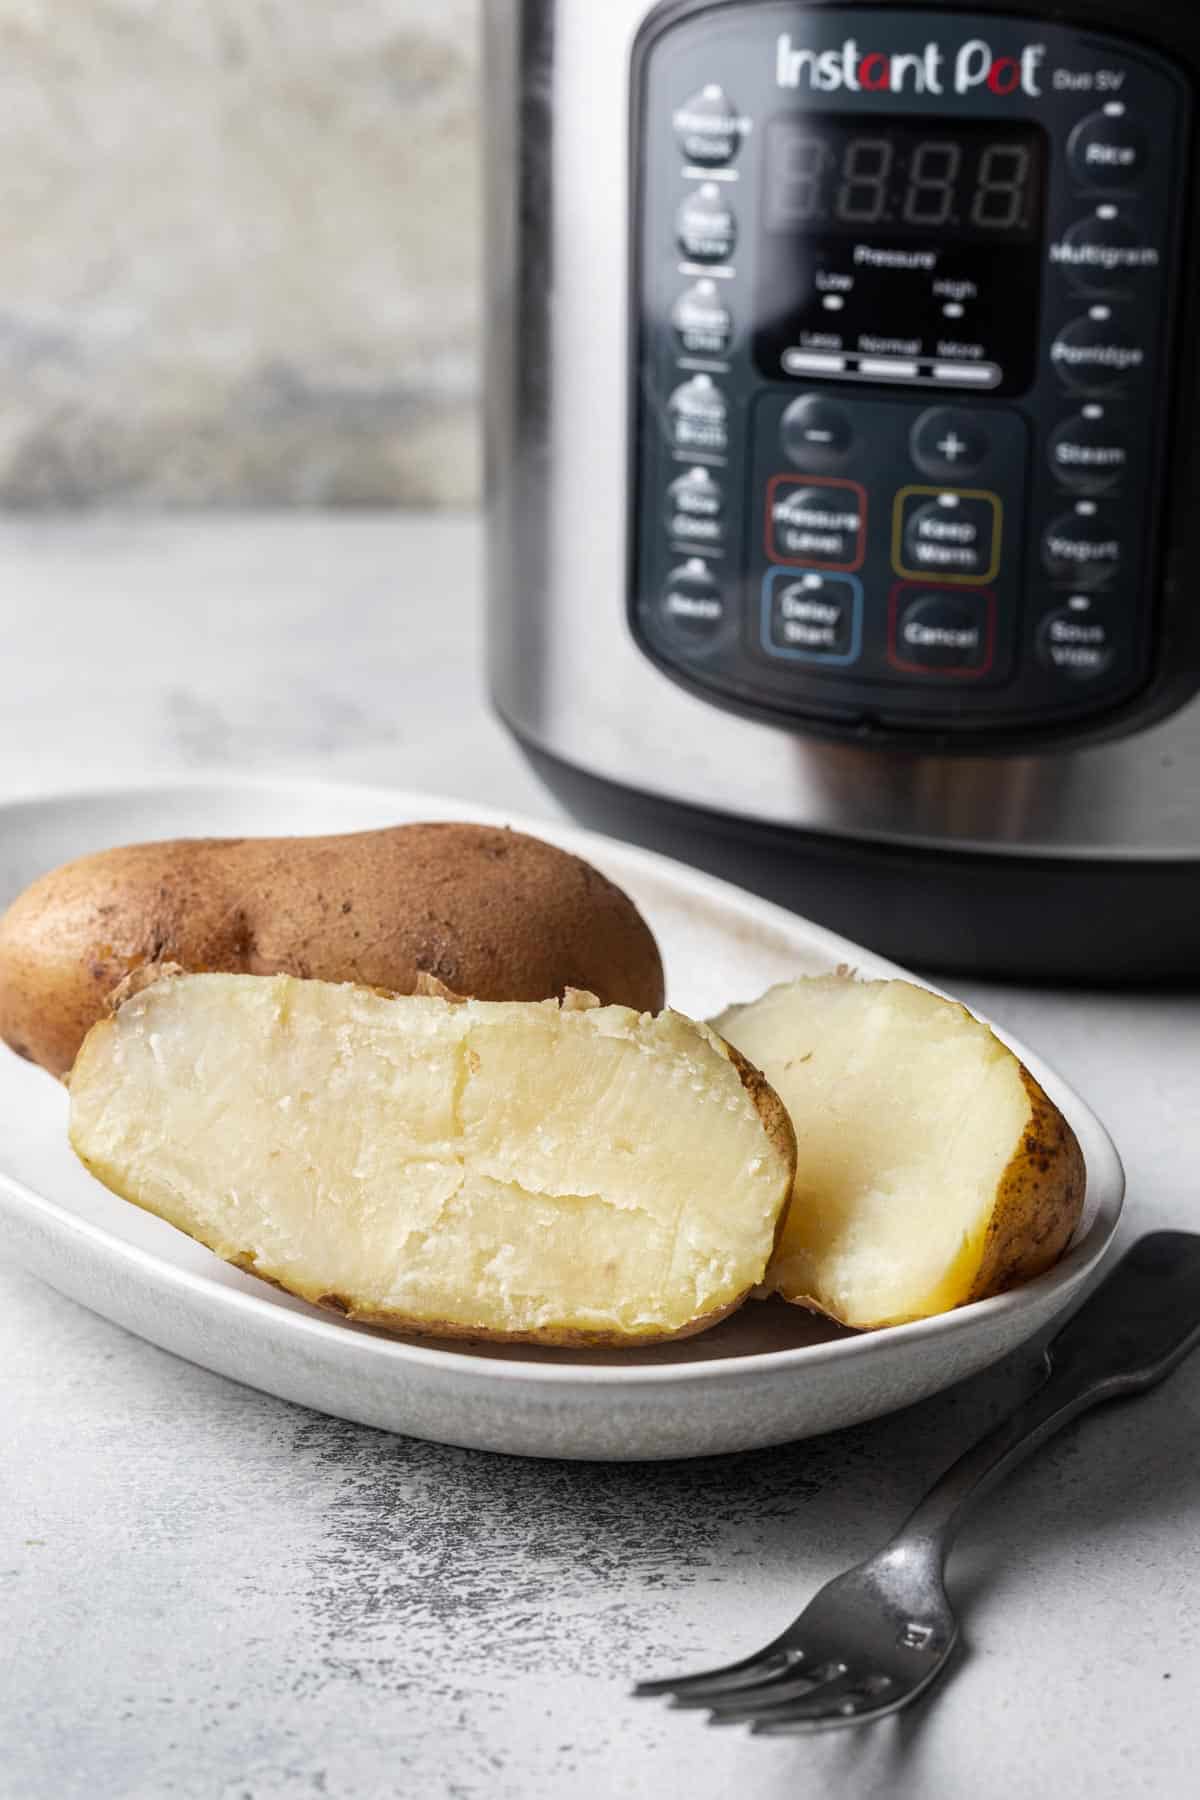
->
635, 1231, 1200, 1735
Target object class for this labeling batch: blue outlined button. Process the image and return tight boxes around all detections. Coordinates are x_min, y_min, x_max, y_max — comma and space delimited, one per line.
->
762, 568, 863, 665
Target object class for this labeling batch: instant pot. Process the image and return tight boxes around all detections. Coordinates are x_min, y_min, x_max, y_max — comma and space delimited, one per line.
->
484, 1, 1200, 978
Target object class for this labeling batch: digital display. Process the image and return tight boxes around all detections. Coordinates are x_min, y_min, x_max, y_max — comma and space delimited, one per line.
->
763, 117, 1045, 241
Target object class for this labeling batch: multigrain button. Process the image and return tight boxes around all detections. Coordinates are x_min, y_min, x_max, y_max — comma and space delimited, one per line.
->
1048, 410, 1127, 494
909, 408, 990, 480
660, 559, 724, 637
768, 478, 865, 568
1037, 605, 1115, 679
781, 394, 854, 471
1068, 112, 1148, 188
1054, 215, 1160, 297
672, 279, 733, 357
669, 375, 728, 457
891, 589, 992, 674
676, 183, 737, 263
1051, 314, 1144, 394
674, 85, 742, 166
667, 467, 724, 547
1042, 507, 1121, 584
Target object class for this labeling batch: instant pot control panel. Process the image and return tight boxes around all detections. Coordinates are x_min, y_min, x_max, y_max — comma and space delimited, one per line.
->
630, 4, 1193, 746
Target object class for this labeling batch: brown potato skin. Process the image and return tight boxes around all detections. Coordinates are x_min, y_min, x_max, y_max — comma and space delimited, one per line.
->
965, 1062, 1086, 1306
0, 823, 665, 1078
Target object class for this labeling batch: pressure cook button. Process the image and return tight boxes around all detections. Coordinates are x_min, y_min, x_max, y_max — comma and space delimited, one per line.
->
909, 408, 990, 480
672, 279, 733, 357
769, 479, 865, 568
676, 183, 737, 264
1048, 411, 1127, 494
674, 85, 742, 166
781, 394, 854, 471
900, 494, 998, 581
1068, 112, 1148, 188
765, 571, 859, 661
1037, 605, 1115, 680
669, 375, 728, 457
667, 467, 724, 546
1042, 507, 1121, 585
892, 590, 990, 673
1055, 216, 1160, 297
660, 559, 724, 637
1051, 314, 1144, 394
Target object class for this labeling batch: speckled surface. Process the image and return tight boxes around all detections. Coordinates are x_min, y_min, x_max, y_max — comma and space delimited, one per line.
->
2, 514, 1200, 1797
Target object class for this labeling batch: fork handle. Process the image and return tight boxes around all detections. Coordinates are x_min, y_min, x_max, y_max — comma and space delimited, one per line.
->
894, 1233, 1200, 1561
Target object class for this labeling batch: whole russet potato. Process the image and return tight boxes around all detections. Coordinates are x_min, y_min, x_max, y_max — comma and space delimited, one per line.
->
0, 822, 665, 1078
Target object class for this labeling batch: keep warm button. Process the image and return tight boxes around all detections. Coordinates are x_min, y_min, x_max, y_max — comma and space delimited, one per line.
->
894, 487, 1000, 584
889, 584, 995, 678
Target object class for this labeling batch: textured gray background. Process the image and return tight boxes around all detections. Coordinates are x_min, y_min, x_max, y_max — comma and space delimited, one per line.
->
0, 1, 480, 507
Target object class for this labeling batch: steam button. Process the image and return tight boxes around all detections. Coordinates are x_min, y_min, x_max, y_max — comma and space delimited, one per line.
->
1068, 112, 1148, 188
674, 85, 742, 166
1048, 410, 1127, 494
781, 394, 854, 471
660, 559, 725, 638
676, 183, 737, 264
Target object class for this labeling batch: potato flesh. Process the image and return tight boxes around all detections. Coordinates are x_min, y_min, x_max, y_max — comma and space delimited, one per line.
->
68, 975, 791, 1342
713, 977, 1036, 1329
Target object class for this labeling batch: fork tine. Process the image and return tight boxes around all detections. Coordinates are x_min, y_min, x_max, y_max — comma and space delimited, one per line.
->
703, 1660, 854, 1723
748, 1675, 899, 1735
633, 1646, 798, 1702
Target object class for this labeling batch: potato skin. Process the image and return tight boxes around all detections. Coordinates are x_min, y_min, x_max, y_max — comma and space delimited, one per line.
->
965, 1062, 1086, 1306
0, 822, 665, 1078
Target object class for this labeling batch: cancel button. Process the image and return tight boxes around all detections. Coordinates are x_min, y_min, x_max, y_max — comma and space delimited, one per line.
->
893, 590, 990, 674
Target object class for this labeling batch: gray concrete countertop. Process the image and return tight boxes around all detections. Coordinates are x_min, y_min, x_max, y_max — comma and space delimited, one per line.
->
1, 513, 1198, 1800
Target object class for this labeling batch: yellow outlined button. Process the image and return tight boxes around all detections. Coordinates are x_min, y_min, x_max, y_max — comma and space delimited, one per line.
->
892, 485, 1002, 585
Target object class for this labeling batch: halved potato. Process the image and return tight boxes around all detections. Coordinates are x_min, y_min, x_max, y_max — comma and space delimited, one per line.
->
712, 975, 1085, 1330
68, 972, 795, 1347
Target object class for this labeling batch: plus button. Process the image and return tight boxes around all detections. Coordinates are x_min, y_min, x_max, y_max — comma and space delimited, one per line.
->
937, 431, 968, 463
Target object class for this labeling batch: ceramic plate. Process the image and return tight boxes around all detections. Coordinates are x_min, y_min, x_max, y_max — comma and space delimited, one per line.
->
0, 780, 1123, 1461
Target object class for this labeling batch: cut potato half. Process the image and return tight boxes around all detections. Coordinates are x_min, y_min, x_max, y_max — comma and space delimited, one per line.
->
712, 975, 1085, 1330
68, 972, 796, 1347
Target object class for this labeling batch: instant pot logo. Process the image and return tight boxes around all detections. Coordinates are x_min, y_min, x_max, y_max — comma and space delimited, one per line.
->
776, 35, 1045, 98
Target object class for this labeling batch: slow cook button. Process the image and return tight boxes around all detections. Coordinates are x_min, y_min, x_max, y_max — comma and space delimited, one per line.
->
1048, 410, 1127, 493
1037, 606, 1115, 680
1042, 507, 1121, 584
676, 183, 737, 263
674, 85, 743, 166
1051, 314, 1144, 393
768, 478, 865, 568
890, 588, 992, 675
667, 467, 723, 546
898, 492, 998, 582
669, 374, 728, 456
763, 570, 861, 664
660, 559, 725, 637
1053, 216, 1160, 297
672, 279, 733, 356
1068, 112, 1148, 188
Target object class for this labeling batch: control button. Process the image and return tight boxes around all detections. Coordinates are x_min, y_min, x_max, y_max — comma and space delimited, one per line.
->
660, 559, 724, 637
672, 279, 732, 357
1054, 215, 1160, 297
909, 408, 990, 480
669, 375, 728, 457
1051, 314, 1144, 393
1068, 111, 1148, 188
889, 585, 994, 676
762, 569, 862, 664
667, 467, 724, 547
1037, 601, 1115, 680
674, 85, 742, 166
767, 477, 865, 570
676, 183, 737, 264
781, 394, 854, 471
1048, 409, 1127, 494
1042, 505, 1121, 585
896, 490, 1000, 584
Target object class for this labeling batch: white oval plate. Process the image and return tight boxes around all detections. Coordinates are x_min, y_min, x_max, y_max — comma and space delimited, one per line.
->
0, 779, 1123, 1461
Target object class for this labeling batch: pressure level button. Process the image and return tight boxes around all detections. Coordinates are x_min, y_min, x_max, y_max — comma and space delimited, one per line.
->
1068, 112, 1148, 188
676, 183, 737, 264
674, 85, 742, 166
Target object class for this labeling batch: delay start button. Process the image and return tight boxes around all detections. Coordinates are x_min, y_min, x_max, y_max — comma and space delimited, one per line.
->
762, 569, 862, 665
889, 585, 994, 676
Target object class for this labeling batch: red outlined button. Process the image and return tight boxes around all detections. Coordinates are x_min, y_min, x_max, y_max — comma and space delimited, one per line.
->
765, 475, 867, 572
888, 582, 996, 679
